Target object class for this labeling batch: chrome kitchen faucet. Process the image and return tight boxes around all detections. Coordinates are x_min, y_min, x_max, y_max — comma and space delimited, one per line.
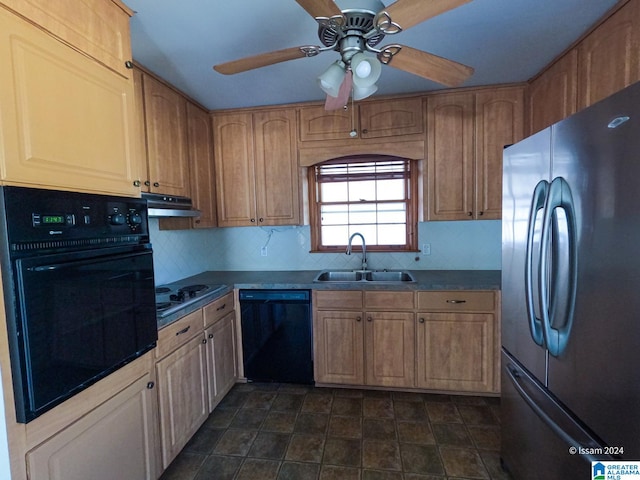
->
346, 232, 367, 271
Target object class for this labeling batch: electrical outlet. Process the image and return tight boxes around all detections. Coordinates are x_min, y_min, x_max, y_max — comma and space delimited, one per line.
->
422, 243, 431, 255
261, 246, 268, 256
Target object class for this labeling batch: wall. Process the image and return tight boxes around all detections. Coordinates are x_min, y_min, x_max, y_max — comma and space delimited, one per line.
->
149, 218, 501, 285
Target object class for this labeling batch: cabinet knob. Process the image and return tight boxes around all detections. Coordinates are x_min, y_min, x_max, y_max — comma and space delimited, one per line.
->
208, 333, 214, 339
144, 180, 151, 187
356, 316, 362, 322
419, 317, 425, 323
202, 338, 207, 344
467, 212, 473, 216
133, 180, 141, 187
367, 316, 373, 322
250, 218, 256, 223
259, 218, 264, 223
153, 182, 160, 188
146, 381, 155, 389
362, 129, 368, 134
125, 60, 134, 69
478, 211, 484, 216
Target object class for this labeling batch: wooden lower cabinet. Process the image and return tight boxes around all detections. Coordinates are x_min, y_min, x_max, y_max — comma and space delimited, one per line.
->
205, 311, 237, 412
416, 312, 495, 393
26, 373, 159, 480
364, 311, 415, 388
314, 310, 365, 385
156, 329, 208, 469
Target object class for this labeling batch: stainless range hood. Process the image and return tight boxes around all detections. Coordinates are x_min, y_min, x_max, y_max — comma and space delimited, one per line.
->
143, 193, 201, 218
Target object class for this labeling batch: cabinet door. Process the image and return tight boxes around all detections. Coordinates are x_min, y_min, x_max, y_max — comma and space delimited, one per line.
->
156, 335, 208, 469
474, 87, 524, 220
142, 74, 190, 197
359, 97, 424, 138
0, 7, 140, 196
253, 109, 300, 225
205, 311, 237, 412
426, 92, 475, 220
577, 0, 640, 110
314, 310, 364, 385
416, 312, 495, 393
213, 112, 256, 226
187, 102, 217, 228
298, 105, 354, 141
364, 312, 415, 388
527, 50, 578, 135
27, 373, 159, 480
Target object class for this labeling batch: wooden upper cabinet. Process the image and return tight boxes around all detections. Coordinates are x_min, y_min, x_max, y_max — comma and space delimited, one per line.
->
527, 50, 578, 135
298, 96, 423, 141
1, 0, 134, 78
426, 92, 475, 220
475, 87, 524, 220
213, 109, 299, 227
426, 87, 524, 221
577, 0, 640, 110
141, 74, 191, 197
0, 6, 140, 196
186, 102, 216, 228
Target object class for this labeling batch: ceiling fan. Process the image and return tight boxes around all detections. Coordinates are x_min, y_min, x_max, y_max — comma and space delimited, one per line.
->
213, 0, 474, 108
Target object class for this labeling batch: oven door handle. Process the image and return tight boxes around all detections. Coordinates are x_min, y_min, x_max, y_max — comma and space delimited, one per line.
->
27, 251, 150, 272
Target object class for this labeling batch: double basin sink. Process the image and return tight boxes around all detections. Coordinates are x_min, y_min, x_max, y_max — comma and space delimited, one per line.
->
314, 269, 415, 283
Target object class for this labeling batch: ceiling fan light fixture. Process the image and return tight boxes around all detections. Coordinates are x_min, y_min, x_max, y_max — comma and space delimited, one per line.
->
318, 60, 347, 97
350, 52, 381, 87
352, 83, 378, 100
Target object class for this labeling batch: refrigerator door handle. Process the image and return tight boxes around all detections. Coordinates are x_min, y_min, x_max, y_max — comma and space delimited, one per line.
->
525, 180, 549, 346
506, 361, 611, 463
539, 177, 578, 357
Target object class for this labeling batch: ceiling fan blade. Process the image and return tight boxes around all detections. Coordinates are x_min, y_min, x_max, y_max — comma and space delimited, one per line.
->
214, 46, 318, 75
380, 45, 473, 87
295, 0, 342, 19
378, 0, 471, 32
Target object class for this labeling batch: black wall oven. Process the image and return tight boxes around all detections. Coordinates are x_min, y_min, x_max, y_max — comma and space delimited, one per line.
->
0, 186, 158, 423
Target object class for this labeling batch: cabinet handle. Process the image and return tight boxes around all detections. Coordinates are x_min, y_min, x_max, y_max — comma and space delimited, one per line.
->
144, 180, 151, 187
367, 316, 373, 322
419, 317, 425, 323
356, 316, 362, 322
446, 299, 467, 304
125, 60, 134, 69
153, 182, 160, 188
175, 326, 191, 336
133, 180, 141, 187
208, 333, 214, 339
216, 303, 227, 311
146, 381, 155, 389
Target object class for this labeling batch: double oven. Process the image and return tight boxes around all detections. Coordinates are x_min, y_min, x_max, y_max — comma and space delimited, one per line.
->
0, 186, 158, 423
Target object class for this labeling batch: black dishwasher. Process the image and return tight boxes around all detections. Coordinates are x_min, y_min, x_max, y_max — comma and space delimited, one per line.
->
239, 290, 313, 384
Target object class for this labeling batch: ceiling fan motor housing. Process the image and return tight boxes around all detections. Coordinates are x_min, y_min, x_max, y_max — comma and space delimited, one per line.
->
318, 0, 386, 54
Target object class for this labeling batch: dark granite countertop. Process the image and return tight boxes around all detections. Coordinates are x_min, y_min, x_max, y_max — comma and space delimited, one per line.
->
157, 269, 501, 329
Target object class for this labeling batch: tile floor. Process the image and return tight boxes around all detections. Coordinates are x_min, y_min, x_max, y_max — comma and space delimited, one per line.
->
159, 383, 513, 480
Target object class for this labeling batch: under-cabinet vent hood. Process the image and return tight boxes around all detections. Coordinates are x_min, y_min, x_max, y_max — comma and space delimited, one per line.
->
143, 193, 201, 218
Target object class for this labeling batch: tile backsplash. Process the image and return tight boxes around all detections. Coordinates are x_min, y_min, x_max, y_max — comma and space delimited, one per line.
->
149, 219, 502, 285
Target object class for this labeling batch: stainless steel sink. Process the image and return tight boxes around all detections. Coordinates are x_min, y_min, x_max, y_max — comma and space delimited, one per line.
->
313, 270, 415, 283
364, 271, 415, 282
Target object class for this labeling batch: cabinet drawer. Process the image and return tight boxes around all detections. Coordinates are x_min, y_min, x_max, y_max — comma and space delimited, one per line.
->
364, 291, 415, 310
315, 290, 363, 310
417, 291, 495, 312
203, 292, 234, 328
156, 309, 203, 358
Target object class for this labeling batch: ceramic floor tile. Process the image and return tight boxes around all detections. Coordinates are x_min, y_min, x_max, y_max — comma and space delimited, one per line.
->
161, 384, 512, 480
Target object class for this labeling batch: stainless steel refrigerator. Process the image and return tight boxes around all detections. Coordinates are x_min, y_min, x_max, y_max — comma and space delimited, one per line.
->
501, 81, 640, 479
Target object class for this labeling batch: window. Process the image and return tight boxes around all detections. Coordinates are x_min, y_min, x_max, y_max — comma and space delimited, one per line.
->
309, 155, 418, 252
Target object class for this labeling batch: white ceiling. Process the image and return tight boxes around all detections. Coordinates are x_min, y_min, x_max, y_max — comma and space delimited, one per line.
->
124, 0, 619, 111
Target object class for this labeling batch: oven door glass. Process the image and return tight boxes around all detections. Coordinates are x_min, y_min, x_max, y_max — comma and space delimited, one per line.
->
12, 246, 157, 421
